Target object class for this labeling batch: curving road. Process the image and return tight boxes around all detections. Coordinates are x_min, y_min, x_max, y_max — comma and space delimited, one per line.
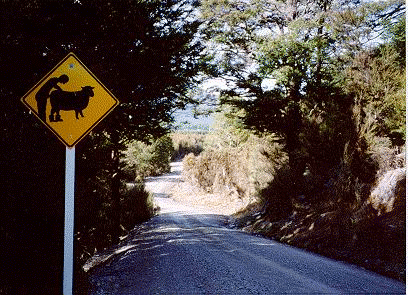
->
87, 162, 405, 294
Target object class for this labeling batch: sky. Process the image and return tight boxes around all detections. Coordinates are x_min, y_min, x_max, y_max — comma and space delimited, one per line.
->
172, 75, 277, 132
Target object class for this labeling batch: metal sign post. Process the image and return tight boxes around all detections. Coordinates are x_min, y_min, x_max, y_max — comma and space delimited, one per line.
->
63, 147, 76, 294
21, 52, 119, 294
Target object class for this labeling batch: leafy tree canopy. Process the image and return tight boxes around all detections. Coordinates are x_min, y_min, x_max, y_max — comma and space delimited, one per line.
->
198, 0, 404, 172
1, 0, 204, 143
0, 1, 204, 292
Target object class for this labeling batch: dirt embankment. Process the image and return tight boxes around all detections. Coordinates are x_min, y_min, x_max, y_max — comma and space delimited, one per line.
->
232, 201, 405, 282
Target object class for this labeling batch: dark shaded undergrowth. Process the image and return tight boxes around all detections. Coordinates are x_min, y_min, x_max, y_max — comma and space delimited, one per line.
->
232, 160, 406, 282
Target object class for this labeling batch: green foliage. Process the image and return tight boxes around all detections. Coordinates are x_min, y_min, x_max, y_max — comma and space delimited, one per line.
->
343, 45, 406, 145
123, 135, 174, 180
200, 0, 363, 179
386, 15, 406, 64
328, 0, 405, 60
323, 42, 407, 209
1, 0, 203, 293
207, 105, 251, 148
259, 31, 312, 93
154, 135, 175, 163
120, 183, 155, 232
183, 110, 288, 201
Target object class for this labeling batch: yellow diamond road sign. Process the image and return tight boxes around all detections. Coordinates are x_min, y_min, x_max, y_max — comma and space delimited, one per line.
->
21, 52, 119, 148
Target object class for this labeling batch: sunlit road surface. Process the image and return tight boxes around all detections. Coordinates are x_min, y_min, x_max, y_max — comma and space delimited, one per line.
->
88, 163, 406, 294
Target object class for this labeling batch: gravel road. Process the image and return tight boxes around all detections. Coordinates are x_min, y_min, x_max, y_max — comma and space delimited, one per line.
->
87, 162, 406, 294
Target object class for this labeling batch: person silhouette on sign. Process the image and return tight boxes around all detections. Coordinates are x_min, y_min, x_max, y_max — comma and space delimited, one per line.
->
35, 74, 69, 121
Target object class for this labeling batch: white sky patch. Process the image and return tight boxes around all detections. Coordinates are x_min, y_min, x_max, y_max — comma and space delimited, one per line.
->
201, 77, 229, 91
261, 78, 277, 91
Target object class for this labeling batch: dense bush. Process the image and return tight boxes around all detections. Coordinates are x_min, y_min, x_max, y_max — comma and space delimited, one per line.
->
344, 46, 406, 146
0, 125, 65, 295
170, 132, 205, 160
73, 133, 156, 294
320, 43, 407, 210
121, 183, 155, 230
1, 0, 202, 292
183, 128, 288, 205
122, 135, 174, 180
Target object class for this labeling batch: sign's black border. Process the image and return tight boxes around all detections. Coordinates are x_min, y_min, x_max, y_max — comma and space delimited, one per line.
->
21, 52, 120, 148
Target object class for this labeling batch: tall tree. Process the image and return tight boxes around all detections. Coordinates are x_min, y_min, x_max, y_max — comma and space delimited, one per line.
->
200, 0, 339, 174
199, 0, 404, 174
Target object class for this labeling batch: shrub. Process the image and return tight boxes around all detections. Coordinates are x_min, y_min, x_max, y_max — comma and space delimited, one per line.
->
170, 132, 205, 160
182, 133, 288, 202
121, 182, 155, 230
318, 44, 407, 209
122, 135, 174, 180
151, 135, 174, 172
344, 46, 406, 145
183, 148, 249, 196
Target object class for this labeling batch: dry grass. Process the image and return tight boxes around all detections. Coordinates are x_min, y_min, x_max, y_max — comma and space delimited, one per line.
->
170, 132, 205, 160
172, 132, 288, 216
182, 133, 287, 202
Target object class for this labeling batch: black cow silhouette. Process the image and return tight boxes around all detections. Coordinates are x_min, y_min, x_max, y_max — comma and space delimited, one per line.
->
49, 86, 95, 122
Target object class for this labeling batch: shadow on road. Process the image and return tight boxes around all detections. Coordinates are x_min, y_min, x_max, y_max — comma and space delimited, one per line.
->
83, 212, 232, 273
86, 209, 405, 295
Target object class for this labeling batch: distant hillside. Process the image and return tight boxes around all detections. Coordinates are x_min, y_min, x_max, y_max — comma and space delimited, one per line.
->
173, 106, 214, 132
